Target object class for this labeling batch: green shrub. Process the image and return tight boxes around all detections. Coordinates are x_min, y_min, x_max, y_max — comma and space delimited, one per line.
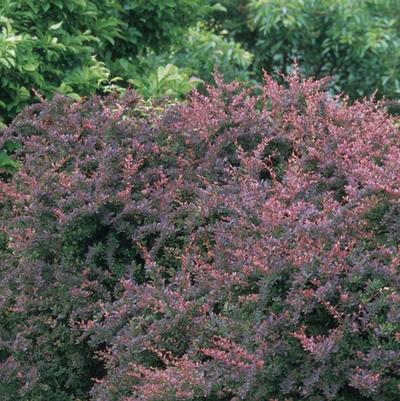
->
210, 0, 400, 99
170, 23, 253, 82
0, 0, 209, 126
123, 23, 254, 99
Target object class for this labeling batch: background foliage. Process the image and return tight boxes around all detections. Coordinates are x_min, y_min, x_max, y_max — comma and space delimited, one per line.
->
0, 0, 253, 127
210, 0, 400, 99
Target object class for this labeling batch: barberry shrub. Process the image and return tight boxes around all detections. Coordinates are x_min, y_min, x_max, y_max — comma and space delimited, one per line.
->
1, 71, 399, 401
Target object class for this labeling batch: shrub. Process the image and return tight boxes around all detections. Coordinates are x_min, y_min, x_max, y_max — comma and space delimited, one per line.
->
170, 23, 253, 83
0, 0, 209, 126
1, 71, 400, 401
114, 21, 254, 100
0, 91, 191, 400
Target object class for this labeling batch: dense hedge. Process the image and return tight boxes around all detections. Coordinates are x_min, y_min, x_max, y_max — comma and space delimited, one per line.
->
1, 72, 399, 400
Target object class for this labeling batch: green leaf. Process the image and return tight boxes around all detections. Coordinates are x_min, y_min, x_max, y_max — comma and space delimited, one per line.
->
22, 64, 37, 72
210, 3, 227, 12
157, 64, 176, 82
67, 93, 81, 101
49, 21, 63, 30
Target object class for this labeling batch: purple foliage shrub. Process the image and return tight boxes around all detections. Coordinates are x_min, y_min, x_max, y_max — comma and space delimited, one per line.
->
1, 72, 399, 401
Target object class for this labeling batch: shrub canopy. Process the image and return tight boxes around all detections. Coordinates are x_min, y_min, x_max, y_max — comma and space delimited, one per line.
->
1, 72, 399, 400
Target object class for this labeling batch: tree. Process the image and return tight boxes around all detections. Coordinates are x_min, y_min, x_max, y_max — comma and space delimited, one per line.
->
210, 0, 400, 99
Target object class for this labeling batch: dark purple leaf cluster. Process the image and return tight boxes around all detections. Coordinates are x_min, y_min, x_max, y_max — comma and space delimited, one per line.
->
0, 72, 399, 401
